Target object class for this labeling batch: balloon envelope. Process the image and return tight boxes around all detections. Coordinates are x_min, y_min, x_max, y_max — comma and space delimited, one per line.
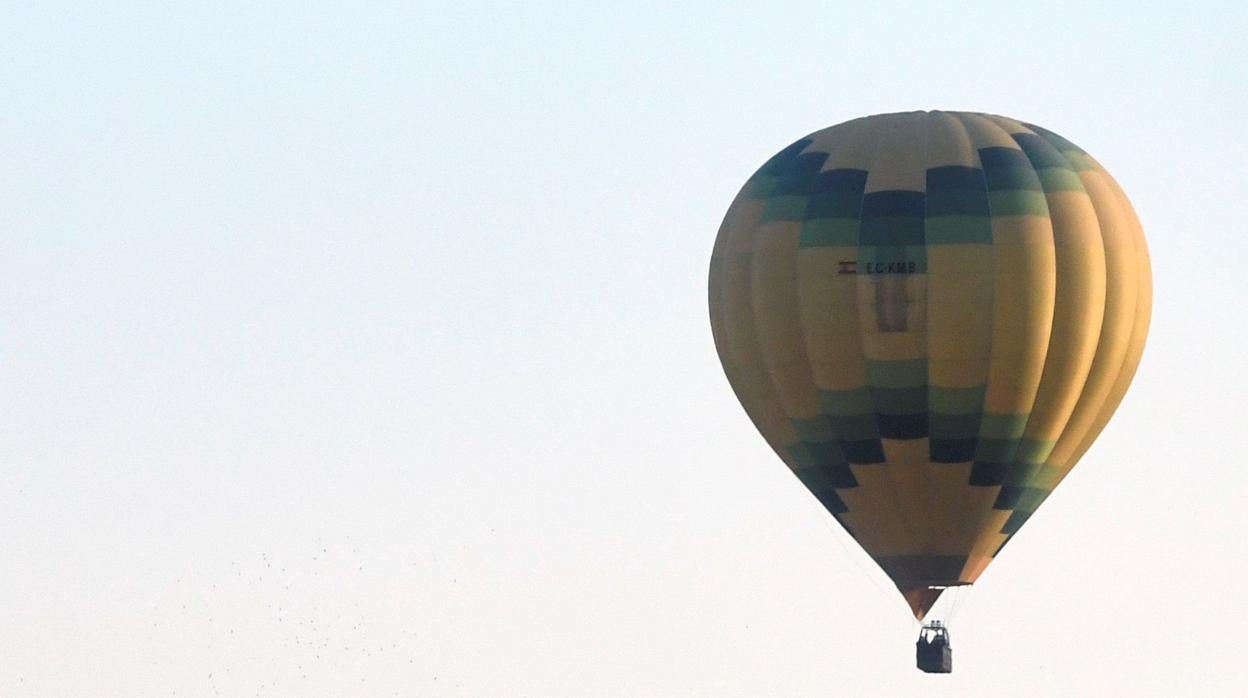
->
708, 111, 1151, 618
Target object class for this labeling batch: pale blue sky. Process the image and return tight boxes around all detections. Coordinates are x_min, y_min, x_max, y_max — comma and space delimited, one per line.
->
2, 1, 1245, 695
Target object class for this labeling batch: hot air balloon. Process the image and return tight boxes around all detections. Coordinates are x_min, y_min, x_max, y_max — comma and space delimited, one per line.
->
708, 111, 1150, 672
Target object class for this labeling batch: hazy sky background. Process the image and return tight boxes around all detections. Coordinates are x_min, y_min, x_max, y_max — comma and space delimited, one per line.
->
2, 1, 1245, 695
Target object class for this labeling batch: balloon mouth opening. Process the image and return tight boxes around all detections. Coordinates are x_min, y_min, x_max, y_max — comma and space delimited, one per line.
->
900, 584, 970, 620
